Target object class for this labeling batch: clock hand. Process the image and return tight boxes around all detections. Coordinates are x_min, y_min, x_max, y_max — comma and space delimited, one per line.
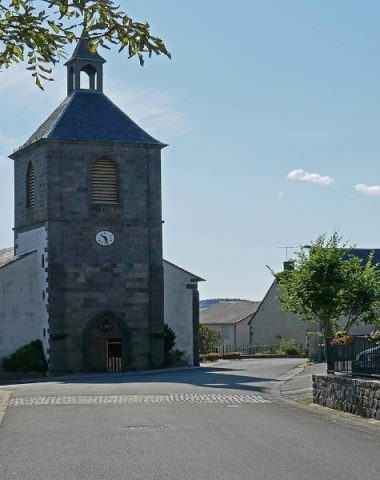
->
101, 234, 108, 245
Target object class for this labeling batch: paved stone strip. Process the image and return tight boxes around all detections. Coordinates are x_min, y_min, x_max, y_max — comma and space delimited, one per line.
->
9, 393, 270, 407
0, 390, 13, 426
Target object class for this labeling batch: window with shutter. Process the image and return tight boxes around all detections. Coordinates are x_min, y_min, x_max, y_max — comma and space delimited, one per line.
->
91, 157, 119, 204
26, 162, 35, 208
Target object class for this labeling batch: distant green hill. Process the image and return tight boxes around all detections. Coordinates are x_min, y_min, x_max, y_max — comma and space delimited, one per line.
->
200, 298, 251, 310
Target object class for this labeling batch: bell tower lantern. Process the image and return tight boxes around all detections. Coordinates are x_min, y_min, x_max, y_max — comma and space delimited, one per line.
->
65, 30, 106, 94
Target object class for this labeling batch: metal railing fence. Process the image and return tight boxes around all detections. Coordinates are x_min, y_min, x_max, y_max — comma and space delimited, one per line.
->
326, 336, 380, 377
212, 344, 304, 356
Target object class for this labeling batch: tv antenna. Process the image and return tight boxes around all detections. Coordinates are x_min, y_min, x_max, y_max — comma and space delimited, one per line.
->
277, 245, 312, 260
276, 246, 297, 260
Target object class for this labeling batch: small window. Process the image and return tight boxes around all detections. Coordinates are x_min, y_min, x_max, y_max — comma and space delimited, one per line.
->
91, 157, 119, 204
26, 162, 35, 208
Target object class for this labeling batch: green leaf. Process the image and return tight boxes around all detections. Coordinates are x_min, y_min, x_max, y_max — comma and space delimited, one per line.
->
0, 0, 171, 87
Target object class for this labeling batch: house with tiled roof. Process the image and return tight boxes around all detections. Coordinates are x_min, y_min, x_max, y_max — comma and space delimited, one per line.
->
200, 301, 260, 346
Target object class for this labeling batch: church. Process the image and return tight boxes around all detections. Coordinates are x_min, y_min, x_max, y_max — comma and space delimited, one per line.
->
0, 33, 204, 373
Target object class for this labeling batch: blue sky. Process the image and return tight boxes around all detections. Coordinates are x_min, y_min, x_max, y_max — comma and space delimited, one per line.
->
1, 1, 380, 300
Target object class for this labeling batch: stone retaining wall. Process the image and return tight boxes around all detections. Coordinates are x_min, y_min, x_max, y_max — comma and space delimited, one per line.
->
313, 374, 380, 420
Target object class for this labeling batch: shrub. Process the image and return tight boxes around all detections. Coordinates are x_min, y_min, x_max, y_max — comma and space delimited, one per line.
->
164, 324, 176, 357
2, 340, 48, 373
222, 352, 241, 360
199, 325, 222, 354
166, 348, 186, 365
367, 330, 380, 343
163, 324, 185, 366
276, 338, 301, 356
200, 353, 220, 362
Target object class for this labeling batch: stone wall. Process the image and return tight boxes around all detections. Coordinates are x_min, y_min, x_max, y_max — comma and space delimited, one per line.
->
313, 374, 380, 420
12, 139, 164, 373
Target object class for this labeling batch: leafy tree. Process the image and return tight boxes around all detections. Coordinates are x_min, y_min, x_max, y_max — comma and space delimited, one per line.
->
272, 232, 380, 346
199, 324, 222, 354
0, 0, 170, 88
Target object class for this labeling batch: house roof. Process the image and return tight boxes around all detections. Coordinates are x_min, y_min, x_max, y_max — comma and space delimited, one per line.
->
0, 247, 35, 269
163, 259, 205, 282
248, 281, 276, 325
14, 91, 164, 154
0, 247, 15, 268
200, 301, 260, 325
347, 249, 380, 264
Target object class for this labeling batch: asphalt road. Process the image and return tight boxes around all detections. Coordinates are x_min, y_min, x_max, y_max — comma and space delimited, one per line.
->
0, 358, 379, 479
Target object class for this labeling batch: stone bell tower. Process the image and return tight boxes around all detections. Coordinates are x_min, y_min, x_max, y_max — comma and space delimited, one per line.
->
10, 31, 165, 373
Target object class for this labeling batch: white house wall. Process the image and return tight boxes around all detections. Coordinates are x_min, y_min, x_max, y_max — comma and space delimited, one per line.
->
209, 324, 234, 344
0, 253, 47, 362
164, 262, 195, 365
250, 281, 310, 349
204, 320, 251, 346
236, 317, 251, 345
250, 281, 374, 355
16, 226, 49, 358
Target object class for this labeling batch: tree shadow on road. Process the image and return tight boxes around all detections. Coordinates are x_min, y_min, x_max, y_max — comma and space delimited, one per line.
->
53, 365, 278, 393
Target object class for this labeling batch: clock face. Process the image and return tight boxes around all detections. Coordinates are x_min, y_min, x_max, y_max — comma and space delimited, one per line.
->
95, 231, 114, 246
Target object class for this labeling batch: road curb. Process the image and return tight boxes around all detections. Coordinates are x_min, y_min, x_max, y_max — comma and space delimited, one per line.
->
269, 362, 309, 395
0, 389, 13, 428
267, 361, 322, 405
277, 362, 309, 384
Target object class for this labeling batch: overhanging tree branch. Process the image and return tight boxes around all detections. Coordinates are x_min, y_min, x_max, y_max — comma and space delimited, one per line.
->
0, 0, 170, 88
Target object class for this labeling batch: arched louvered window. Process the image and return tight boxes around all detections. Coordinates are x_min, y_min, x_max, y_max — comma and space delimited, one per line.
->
26, 162, 35, 208
91, 157, 119, 204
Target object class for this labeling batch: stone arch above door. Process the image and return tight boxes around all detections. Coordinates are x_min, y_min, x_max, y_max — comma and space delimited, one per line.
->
82, 312, 131, 372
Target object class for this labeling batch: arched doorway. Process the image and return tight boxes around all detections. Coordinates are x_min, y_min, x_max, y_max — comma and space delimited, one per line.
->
83, 312, 130, 372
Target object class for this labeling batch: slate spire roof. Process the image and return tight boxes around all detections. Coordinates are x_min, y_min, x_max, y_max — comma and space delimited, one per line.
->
13, 30, 164, 154
17, 91, 163, 150
64, 29, 106, 65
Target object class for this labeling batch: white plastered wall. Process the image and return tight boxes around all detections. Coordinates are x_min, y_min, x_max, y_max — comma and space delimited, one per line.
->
0, 252, 47, 362
236, 317, 252, 345
15, 226, 49, 359
164, 262, 196, 365
250, 281, 374, 355
250, 281, 310, 349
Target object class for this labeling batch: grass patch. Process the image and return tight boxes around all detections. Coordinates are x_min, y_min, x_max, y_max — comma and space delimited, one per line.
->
297, 396, 313, 405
